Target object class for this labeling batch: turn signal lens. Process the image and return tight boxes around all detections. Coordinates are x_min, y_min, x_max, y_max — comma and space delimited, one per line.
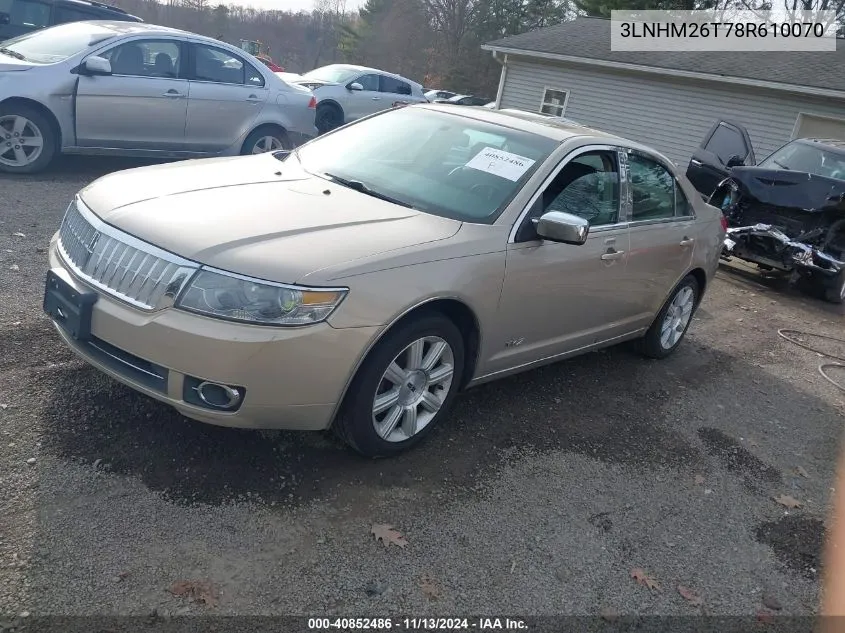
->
308, 96, 317, 109
720, 214, 729, 232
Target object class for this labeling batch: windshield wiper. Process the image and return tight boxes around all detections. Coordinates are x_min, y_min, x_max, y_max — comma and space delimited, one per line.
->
322, 172, 415, 209
772, 160, 791, 170
0, 47, 25, 61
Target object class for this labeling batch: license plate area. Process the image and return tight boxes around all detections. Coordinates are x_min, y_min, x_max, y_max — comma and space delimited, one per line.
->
43, 269, 98, 341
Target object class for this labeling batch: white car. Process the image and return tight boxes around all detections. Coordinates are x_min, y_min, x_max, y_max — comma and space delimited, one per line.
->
292, 64, 427, 134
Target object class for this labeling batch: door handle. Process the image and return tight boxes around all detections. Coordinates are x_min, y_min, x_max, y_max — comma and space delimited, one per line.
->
246, 94, 261, 102
371, 96, 381, 100
690, 159, 702, 166
600, 249, 625, 261
680, 237, 695, 247
162, 89, 184, 98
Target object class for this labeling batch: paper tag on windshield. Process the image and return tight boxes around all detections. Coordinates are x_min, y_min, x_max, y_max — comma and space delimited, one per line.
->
465, 147, 536, 182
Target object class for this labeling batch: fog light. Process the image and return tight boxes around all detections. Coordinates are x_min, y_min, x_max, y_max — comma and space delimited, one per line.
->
183, 376, 245, 411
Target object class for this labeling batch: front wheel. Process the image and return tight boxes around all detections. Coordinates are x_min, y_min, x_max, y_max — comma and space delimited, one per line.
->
0, 105, 57, 174
636, 274, 700, 359
333, 313, 465, 458
315, 103, 343, 135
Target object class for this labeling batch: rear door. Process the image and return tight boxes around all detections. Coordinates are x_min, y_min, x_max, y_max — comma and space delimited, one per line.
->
625, 149, 697, 320
75, 38, 189, 150
379, 74, 413, 108
183, 42, 268, 152
686, 120, 754, 197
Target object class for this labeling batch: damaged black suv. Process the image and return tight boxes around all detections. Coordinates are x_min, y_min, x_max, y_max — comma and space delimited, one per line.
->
686, 120, 845, 304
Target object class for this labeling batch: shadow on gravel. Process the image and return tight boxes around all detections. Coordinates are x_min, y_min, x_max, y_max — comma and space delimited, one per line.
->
36, 325, 842, 519
0, 155, 173, 185
756, 514, 826, 579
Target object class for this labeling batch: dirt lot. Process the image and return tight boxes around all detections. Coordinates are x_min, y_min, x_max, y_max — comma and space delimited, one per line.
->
1, 156, 845, 623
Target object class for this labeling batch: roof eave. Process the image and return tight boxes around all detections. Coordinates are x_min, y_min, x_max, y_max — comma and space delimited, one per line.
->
481, 44, 845, 101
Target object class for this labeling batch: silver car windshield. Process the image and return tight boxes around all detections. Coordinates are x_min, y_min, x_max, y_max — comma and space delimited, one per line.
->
295, 107, 559, 223
2, 22, 116, 64
758, 141, 845, 180
300, 65, 361, 84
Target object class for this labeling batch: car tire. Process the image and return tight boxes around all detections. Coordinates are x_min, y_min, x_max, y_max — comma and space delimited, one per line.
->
315, 103, 343, 135
333, 312, 465, 458
0, 104, 57, 174
240, 126, 291, 155
636, 274, 700, 359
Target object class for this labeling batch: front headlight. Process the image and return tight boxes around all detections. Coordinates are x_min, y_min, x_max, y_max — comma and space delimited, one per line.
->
175, 269, 347, 326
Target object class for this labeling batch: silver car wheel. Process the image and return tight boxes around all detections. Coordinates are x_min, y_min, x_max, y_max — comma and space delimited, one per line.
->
660, 285, 695, 349
372, 336, 455, 443
0, 115, 44, 168
251, 135, 284, 154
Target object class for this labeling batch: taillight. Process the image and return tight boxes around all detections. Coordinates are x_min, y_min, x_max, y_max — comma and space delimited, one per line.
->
308, 96, 317, 109
720, 214, 729, 232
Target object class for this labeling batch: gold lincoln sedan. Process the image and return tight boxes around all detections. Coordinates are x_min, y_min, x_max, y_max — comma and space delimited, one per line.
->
44, 104, 725, 457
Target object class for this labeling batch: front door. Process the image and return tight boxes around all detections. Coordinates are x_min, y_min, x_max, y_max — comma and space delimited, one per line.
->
625, 150, 697, 321
184, 43, 268, 152
685, 119, 755, 197
487, 147, 637, 375
344, 73, 382, 122
75, 39, 188, 150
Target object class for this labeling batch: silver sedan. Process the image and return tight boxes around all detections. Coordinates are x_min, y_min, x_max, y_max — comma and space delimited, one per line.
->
0, 21, 318, 174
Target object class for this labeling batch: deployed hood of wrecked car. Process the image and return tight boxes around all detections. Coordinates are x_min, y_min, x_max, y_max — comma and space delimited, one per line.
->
727, 166, 845, 213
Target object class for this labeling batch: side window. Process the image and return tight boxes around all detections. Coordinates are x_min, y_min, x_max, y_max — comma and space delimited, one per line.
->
542, 150, 620, 226
704, 124, 749, 164
4, 0, 50, 28
629, 153, 677, 221
192, 44, 246, 85
356, 73, 379, 91
380, 75, 411, 95
54, 6, 98, 24
245, 62, 264, 87
101, 40, 181, 78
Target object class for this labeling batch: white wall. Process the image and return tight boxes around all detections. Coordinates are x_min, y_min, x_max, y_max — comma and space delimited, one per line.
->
499, 55, 845, 166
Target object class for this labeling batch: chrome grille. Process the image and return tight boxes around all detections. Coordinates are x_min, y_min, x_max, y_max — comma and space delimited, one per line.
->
57, 199, 199, 310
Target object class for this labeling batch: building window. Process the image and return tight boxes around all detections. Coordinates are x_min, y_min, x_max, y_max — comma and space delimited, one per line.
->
540, 88, 568, 117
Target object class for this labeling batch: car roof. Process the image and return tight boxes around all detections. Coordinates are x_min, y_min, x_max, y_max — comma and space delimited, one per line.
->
416, 103, 623, 143
309, 63, 422, 87
72, 20, 228, 39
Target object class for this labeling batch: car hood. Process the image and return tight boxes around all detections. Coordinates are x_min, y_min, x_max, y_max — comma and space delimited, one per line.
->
78, 153, 462, 284
728, 166, 845, 213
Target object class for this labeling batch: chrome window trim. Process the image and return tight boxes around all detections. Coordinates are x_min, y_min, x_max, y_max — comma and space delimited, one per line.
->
508, 143, 628, 244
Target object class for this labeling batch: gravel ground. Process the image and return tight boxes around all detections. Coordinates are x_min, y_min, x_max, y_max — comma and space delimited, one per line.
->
1, 156, 845, 625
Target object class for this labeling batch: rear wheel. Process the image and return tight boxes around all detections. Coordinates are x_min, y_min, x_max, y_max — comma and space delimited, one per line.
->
636, 274, 700, 359
0, 104, 57, 174
241, 126, 291, 155
333, 313, 465, 458
315, 103, 343, 135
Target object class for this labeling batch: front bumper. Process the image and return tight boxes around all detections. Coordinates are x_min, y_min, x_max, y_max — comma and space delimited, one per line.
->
47, 242, 379, 430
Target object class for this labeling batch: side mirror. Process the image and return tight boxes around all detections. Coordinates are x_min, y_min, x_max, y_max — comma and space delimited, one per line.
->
81, 56, 112, 76
348, 82, 363, 91
533, 211, 590, 245
726, 154, 744, 168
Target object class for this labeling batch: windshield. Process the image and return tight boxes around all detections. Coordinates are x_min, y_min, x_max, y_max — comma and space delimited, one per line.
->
294, 107, 558, 222
759, 141, 845, 180
300, 65, 361, 84
1, 22, 115, 63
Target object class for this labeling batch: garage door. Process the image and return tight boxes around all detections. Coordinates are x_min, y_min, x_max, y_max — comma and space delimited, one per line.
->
792, 113, 845, 141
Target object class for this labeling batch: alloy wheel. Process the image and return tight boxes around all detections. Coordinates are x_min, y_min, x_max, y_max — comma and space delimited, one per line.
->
660, 285, 695, 349
371, 336, 455, 443
251, 135, 285, 154
0, 115, 44, 168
